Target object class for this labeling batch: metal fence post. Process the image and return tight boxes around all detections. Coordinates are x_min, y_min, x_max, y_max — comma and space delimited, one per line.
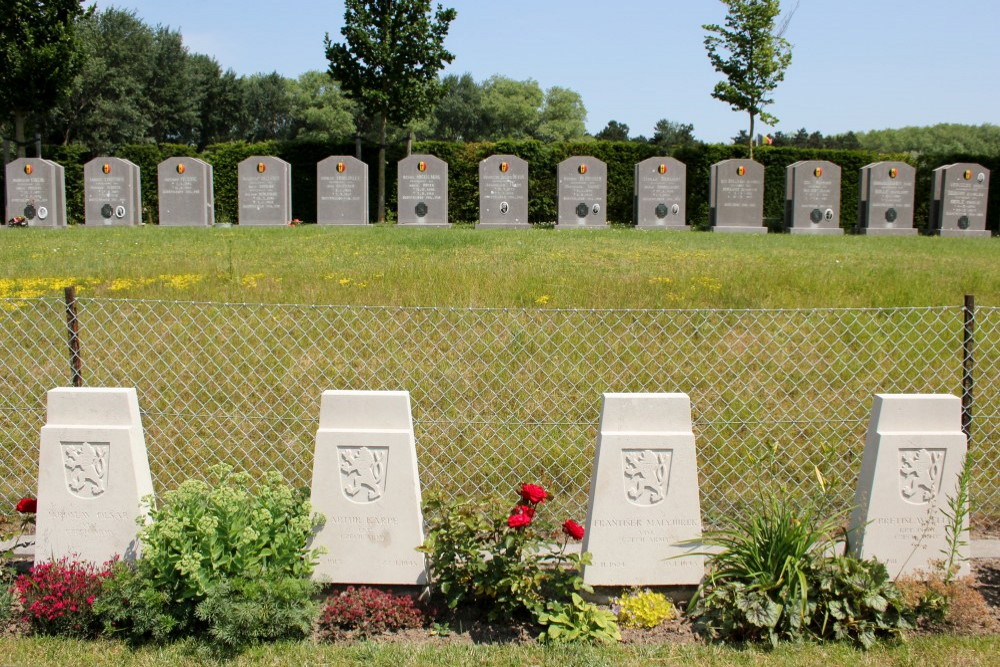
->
962, 294, 975, 443
64, 286, 83, 387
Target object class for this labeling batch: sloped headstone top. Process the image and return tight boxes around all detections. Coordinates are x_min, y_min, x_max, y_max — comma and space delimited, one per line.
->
859, 161, 917, 235
238, 156, 291, 226
157, 157, 214, 226
932, 163, 991, 237
5, 158, 67, 227
786, 160, 843, 235
84, 157, 142, 226
709, 159, 766, 233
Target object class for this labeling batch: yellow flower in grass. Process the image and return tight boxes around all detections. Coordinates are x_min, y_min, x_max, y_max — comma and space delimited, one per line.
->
648, 276, 672, 285
535, 294, 551, 305
240, 273, 266, 288
338, 278, 352, 286
159, 274, 204, 289
695, 276, 722, 292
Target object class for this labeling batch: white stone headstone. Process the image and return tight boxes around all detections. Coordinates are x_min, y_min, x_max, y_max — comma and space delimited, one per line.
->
309, 390, 426, 584
847, 394, 970, 579
582, 393, 704, 586
35, 388, 154, 564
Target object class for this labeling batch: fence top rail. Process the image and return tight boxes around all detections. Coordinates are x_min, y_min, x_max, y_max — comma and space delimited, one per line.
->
0, 296, 972, 316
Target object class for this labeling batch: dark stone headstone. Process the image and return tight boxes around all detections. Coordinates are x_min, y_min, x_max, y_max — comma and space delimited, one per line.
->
709, 159, 766, 233
84, 157, 142, 226
634, 157, 688, 230
478, 154, 529, 228
157, 157, 214, 226
930, 163, 991, 237
858, 162, 916, 236
557, 156, 607, 228
4, 158, 67, 227
398, 154, 449, 227
317, 156, 368, 225
238, 156, 291, 226
786, 160, 843, 235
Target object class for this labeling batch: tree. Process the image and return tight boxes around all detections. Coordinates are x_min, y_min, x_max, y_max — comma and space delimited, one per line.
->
428, 73, 482, 141
288, 71, 357, 143
0, 0, 90, 156
651, 119, 697, 150
535, 86, 588, 142
703, 0, 794, 158
480, 76, 543, 140
595, 120, 630, 142
326, 0, 457, 222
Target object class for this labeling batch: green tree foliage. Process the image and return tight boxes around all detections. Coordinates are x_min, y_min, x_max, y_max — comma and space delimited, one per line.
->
239, 72, 295, 142
480, 75, 544, 140
703, 0, 793, 158
856, 123, 1000, 155
652, 119, 698, 150
326, 0, 457, 221
428, 73, 482, 141
536, 86, 588, 142
0, 0, 90, 155
289, 71, 357, 143
595, 120, 630, 142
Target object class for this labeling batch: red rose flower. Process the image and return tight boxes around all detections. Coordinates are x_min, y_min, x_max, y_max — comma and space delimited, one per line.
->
508, 512, 532, 529
16, 497, 36, 513
519, 483, 548, 505
562, 519, 585, 540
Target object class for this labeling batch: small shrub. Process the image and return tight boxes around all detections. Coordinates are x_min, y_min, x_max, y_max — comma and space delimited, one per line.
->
318, 586, 426, 640
196, 576, 318, 647
612, 589, 677, 629
537, 593, 621, 644
14, 557, 112, 637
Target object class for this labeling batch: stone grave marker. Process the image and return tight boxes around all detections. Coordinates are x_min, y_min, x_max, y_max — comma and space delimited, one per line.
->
709, 159, 766, 233
317, 156, 368, 225
858, 161, 917, 235
557, 156, 607, 228
634, 157, 688, 229
397, 154, 449, 226
84, 157, 142, 226
582, 393, 704, 586
786, 160, 843, 234
930, 163, 991, 237
847, 394, 970, 579
35, 388, 154, 564
309, 390, 426, 584
477, 154, 529, 228
157, 157, 214, 226
238, 156, 291, 226
5, 158, 67, 227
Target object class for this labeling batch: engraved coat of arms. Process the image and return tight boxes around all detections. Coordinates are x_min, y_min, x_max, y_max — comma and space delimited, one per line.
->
338, 446, 388, 503
899, 448, 946, 505
622, 449, 672, 506
61, 441, 110, 498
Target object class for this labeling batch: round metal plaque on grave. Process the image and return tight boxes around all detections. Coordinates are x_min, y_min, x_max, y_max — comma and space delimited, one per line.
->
576, 203, 589, 218
38, 207, 48, 220
592, 203, 601, 215
958, 216, 970, 230
415, 202, 428, 218
885, 208, 898, 223
101, 204, 114, 219
824, 209, 834, 221
500, 201, 509, 215
655, 203, 669, 219
810, 208, 823, 223
23, 204, 36, 220
115, 206, 126, 219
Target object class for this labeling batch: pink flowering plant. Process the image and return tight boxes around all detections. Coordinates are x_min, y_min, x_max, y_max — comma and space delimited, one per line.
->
419, 483, 592, 624
14, 556, 112, 637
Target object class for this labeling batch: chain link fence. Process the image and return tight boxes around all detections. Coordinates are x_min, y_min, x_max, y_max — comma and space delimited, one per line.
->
1, 296, 998, 529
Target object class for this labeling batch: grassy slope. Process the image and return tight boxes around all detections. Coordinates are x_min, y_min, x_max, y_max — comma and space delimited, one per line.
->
1, 226, 999, 308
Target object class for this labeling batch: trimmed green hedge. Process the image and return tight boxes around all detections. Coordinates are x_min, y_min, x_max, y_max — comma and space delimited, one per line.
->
12, 141, 999, 233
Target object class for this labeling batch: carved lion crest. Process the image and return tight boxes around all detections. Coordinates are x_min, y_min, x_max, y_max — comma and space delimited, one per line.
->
338, 446, 388, 504
899, 448, 946, 505
61, 441, 110, 498
622, 449, 672, 507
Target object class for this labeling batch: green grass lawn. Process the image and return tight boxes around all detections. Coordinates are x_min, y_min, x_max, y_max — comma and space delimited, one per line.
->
1, 225, 998, 308
1, 634, 998, 666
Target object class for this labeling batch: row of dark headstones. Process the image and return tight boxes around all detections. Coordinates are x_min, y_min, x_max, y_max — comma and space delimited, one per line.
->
2, 154, 992, 236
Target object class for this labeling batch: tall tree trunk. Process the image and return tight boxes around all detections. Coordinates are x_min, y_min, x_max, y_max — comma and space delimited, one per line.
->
377, 113, 387, 223
406, 129, 413, 156
14, 112, 26, 158
354, 129, 362, 160
749, 113, 756, 160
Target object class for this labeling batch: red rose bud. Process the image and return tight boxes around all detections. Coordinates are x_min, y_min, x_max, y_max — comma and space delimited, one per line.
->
562, 519, 585, 540
512, 504, 535, 519
519, 483, 548, 504
508, 512, 532, 529
16, 497, 37, 513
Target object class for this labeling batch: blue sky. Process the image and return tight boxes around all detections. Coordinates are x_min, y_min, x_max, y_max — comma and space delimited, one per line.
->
90, 1, 1000, 143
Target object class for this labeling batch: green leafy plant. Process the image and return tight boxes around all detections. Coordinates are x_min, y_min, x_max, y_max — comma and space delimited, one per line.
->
537, 593, 621, 644
940, 451, 973, 585
419, 483, 591, 624
95, 465, 323, 645
612, 588, 677, 629
317, 586, 427, 640
689, 494, 914, 647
